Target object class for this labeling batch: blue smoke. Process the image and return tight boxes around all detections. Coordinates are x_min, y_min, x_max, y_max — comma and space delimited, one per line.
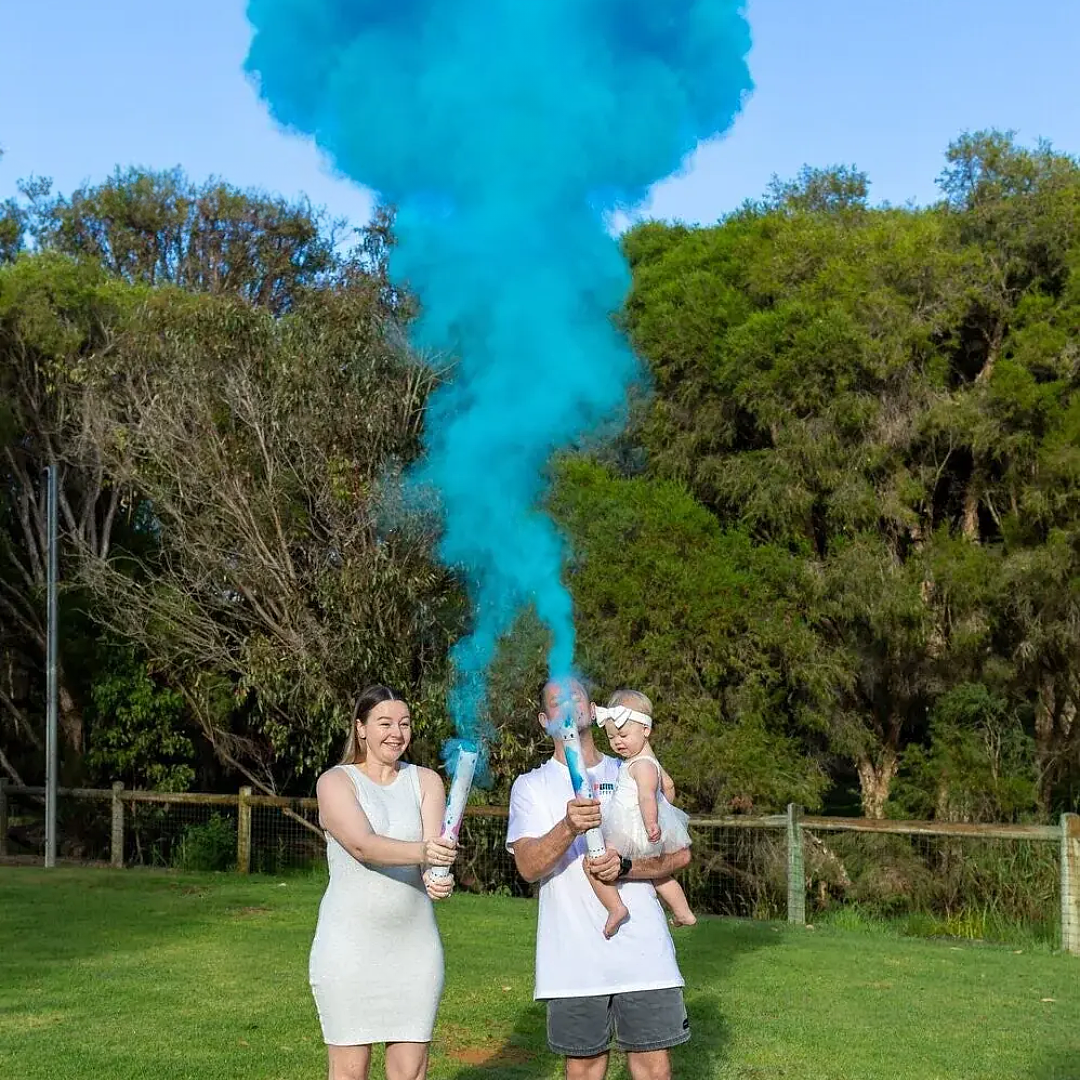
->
245, 1, 753, 752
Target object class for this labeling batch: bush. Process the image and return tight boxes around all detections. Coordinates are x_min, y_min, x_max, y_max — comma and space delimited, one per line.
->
174, 814, 236, 872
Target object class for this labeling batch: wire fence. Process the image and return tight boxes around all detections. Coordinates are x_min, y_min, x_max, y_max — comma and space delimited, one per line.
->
2, 780, 1077, 953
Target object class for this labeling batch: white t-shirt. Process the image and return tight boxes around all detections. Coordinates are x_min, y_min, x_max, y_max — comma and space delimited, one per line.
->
506, 755, 684, 1000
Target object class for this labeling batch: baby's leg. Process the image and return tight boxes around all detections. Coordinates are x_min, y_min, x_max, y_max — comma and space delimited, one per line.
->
654, 875, 696, 927
585, 849, 629, 938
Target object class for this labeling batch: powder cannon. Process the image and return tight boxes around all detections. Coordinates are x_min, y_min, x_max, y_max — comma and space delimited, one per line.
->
557, 712, 606, 860
429, 745, 479, 880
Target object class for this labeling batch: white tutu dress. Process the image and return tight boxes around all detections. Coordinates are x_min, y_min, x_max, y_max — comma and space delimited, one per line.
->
602, 752, 692, 858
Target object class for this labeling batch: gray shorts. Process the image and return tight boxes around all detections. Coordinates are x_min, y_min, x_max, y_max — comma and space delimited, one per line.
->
546, 987, 690, 1057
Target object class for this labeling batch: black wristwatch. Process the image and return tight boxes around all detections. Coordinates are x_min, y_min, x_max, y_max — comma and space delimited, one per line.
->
616, 855, 633, 880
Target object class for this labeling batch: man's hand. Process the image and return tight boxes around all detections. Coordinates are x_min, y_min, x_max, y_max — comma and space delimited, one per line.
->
584, 847, 621, 884
564, 797, 601, 835
646, 822, 662, 844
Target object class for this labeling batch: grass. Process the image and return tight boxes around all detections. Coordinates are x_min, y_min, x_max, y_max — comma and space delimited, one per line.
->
812, 902, 1060, 950
0, 867, 1078, 1079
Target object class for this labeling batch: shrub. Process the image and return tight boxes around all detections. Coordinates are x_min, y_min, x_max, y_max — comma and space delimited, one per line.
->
174, 814, 235, 872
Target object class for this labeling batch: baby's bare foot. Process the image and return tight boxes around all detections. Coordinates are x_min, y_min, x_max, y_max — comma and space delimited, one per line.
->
670, 911, 697, 928
604, 903, 630, 939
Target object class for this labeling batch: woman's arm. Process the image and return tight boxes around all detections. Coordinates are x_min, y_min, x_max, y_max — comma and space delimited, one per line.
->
317, 769, 455, 868
417, 766, 456, 900
417, 766, 449, 841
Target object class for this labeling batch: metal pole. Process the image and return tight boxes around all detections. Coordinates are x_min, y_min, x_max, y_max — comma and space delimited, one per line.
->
44, 465, 59, 868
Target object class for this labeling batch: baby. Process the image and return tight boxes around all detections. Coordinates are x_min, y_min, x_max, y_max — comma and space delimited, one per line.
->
589, 689, 696, 937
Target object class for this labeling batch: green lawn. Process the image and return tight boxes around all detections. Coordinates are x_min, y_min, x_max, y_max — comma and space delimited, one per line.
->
0, 867, 1078, 1079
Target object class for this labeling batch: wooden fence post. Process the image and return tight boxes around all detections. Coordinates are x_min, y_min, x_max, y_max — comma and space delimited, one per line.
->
0, 778, 8, 857
237, 786, 252, 874
787, 803, 806, 925
110, 782, 125, 868
1061, 813, 1080, 956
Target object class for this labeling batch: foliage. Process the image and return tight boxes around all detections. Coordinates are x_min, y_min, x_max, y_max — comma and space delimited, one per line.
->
19, 167, 340, 313
621, 130, 1080, 817
0, 172, 454, 796
893, 684, 1039, 823
173, 814, 237, 872
3, 137, 1080, 822
73, 276, 459, 791
0, 254, 146, 778
549, 457, 831, 812
85, 647, 194, 792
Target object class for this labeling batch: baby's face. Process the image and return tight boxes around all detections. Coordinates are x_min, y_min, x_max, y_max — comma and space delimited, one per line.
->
604, 718, 649, 759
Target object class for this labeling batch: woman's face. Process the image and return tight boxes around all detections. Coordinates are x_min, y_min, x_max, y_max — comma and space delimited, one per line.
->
359, 700, 412, 765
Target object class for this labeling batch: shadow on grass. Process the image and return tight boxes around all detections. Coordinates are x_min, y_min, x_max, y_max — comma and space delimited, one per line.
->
442, 1000, 549, 1080
0, 865, 308, 971
445, 915, 781, 1079
1026, 1049, 1080, 1080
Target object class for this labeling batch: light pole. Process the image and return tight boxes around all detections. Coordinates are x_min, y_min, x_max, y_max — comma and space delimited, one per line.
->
44, 464, 59, 868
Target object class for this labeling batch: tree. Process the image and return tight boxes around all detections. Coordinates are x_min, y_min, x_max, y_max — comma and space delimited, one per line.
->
549, 457, 833, 813
85, 646, 194, 792
0, 169, 379, 789
0, 149, 25, 263
893, 683, 1038, 823
622, 204, 975, 814
620, 135, 1080, 817
764, 164, 870, 215
935, 133, 1080, 810
0, 255, 143, 779
22, 167, 341, 314
76, 277, 460, 793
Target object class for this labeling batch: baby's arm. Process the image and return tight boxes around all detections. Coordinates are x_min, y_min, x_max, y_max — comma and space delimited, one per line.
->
629, 760, 662, 843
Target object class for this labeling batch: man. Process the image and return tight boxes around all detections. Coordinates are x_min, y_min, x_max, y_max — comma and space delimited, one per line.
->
506, 677, 692, 1080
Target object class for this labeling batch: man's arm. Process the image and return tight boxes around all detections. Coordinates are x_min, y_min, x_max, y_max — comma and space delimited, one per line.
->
625, 847, 690, 881
513, 798, 600, 883
585, 844, 691, 885
660, 769, 676, 803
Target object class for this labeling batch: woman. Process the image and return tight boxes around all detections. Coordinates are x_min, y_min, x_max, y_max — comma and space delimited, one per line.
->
310, 685, 457, 1080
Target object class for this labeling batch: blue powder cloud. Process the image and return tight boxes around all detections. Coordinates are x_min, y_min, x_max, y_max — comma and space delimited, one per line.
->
245, 0, 753, 748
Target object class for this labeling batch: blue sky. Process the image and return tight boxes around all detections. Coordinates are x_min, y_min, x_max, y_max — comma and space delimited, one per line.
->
1, 1, 1078, 230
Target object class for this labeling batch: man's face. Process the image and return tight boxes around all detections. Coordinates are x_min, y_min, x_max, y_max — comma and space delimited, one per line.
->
541, 678, 592, 733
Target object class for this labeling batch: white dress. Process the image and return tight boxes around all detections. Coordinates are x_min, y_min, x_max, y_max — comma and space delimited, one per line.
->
309, 763, 444, 1045
602, 752, 693, 858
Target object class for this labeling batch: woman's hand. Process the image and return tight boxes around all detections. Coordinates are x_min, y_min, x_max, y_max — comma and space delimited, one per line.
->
422, 836, 457, 868
646, 822, 662, 844
423, 869, 455, 900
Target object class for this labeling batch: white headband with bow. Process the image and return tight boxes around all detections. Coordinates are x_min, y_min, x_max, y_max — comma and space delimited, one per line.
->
594, 704, 652, 731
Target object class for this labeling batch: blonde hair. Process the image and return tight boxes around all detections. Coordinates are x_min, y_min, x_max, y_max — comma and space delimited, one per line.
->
339, 684, 404, 765
606, 688, 654, 718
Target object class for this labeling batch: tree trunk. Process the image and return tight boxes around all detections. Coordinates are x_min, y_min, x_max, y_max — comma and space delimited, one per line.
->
959, 324, 1002, 543
961, 477, 981, 542
1035, 673, 1079, 814
856, 747, 899, 819
59, 679, 83, 756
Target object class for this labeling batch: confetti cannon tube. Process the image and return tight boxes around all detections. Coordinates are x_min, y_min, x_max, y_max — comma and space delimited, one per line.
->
558, 714, 606, 860
428, 747, 479, 879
